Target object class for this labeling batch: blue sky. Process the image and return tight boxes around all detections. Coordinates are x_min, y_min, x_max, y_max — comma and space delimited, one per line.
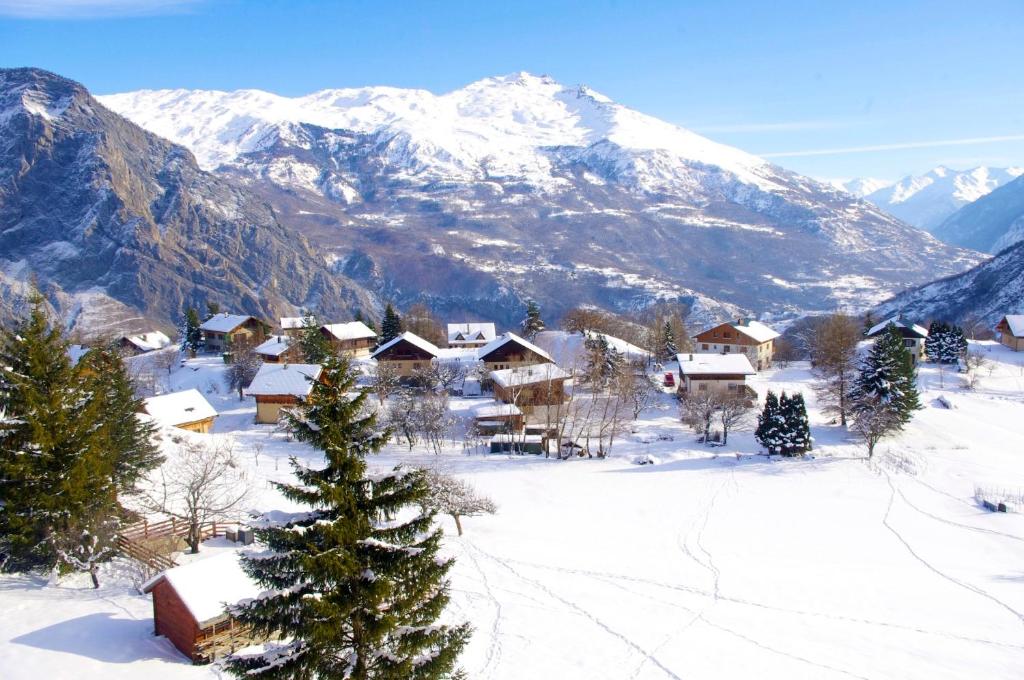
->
2, 0, 1022, 181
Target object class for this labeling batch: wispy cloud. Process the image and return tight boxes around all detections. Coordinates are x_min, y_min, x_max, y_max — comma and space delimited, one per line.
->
762, 134, 1024, 158
0, 0, 203, 19
694, 120, 854, 134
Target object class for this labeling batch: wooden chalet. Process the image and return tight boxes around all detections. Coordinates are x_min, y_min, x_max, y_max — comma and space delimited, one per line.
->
279, 316, 306, 337
142, 389, 218, 433
472, 403, 525, 435
447, 322, 496, 349
371, 331, 440, 378
477, 332, 554, 372
199, 313, 266, 354
321, 321, 378, 358
253, 335, 302, 364
693, 319, 780, 371
865, 315, 929, 365
490, 364, 571, 409
142, 552, 261, 663
244, 363, 323, 424
995, 315, 1024, 351
676, 353, 756, 399
116, 331, 173, 356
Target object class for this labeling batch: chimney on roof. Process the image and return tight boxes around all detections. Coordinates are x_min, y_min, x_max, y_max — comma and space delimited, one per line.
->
689, 354, 693, 361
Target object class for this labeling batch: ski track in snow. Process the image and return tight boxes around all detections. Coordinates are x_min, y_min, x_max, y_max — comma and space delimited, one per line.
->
881, 470, 1024, 627
467, 543, 685, 680
458, 541, 504, 679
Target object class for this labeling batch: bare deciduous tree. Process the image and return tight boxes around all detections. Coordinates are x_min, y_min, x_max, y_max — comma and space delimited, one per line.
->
617, 369, 655, 419
718, 394, 752, 445
225, 339, 262, 400
419, 468, 497, 536
51, 512, 119, 588
142, 440, 252, 553
371, 360, 401, 404
963, 349, 990, 390
680, 391, 720, 443
809, 313, 861, 426
151, 347, 179, 376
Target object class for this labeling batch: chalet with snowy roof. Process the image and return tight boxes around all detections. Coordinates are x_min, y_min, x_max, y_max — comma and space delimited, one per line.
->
490, 364, 571, 408
473, 403, 525, 435
447, 322, 497, 348
253, 334, 302, 364
116, 331, 173, 356
279, 316, 306, 336
371, 331, 440, 378
244, 362, 323, 424
477, 332, 554, 372
143, 389, 218, 433
995, 315, 1024, 352
142, 552, 261, 663
321, 321, 377, 358
866, 315, 929, 365
694, 319, 780, 371
199, 314, 266, 354
676, 352, 756, 398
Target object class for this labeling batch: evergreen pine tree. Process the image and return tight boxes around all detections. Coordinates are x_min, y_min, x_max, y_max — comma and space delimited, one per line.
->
925, 321, 947, 362
0, 297, 117, 571
521, 300, 545, 340
79, 348, 163, 494
755, 391, 784, 454
380, 303, 404, 345
946, 325, 968, 363
180, 307, 203, 356
662, 320, 678, 362
205, 301, 221, 319
298, 311, 333, 364
781, 392, 812, 456
850, 325, 921, 457
227, 357, 470, 679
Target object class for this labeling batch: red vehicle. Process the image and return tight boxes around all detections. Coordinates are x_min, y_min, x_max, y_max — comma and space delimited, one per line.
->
663, 372, 675, 388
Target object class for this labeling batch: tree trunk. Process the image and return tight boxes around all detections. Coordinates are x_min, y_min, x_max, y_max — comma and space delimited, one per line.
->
189, 521, 201, 553
90, 565, 100, 589
452, 514, 464, 536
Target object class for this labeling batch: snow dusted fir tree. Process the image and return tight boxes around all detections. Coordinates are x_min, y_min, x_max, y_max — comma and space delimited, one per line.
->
780, 392, 812, 456
180, 306, 203, 357
380, 303, 404, 345
849, 325, 921, 458
755, 391, 784, 455
925, 322, 968, 364
298, 310, 334, 364
227, 356, 470, 679
661, 320, 678, 362
521, 300, 545, 340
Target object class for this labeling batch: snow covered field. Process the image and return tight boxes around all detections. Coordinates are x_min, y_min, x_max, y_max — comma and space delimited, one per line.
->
3, 343, 1024, 679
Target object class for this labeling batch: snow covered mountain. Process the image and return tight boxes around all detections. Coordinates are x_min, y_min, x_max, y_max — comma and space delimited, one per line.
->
863, 165, 1023, 232
875, 238, 1024, 325
98, 73, 981, 325
0, 68, 375, 334
931, 174, 1024, 254
829, 177, 892, 198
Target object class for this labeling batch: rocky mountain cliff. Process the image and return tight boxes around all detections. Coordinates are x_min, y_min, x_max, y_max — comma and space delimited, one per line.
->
0, 68, 375, 335
875, 238, 1024, 325
931, 174, 1024, 254
100, 73, 982, 327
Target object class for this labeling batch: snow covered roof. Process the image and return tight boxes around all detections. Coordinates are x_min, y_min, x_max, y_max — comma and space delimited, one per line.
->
477, 332, 553, 363
435, 347, 480, 363
490, 434, 543, 444
1002, 315, 1024, 337
142, 552, 262, 628
731, 320, 780, 344
490, 363, 570, 388
143, 389, 217, 427
254, 335, 294, 357
371, 331, 440, 359
447, 322, 496, 344
474, 403, 523, 419
199, 313, 257, 333
122, 331, 172, 352
244, 363, 322, 397
322, 321, 377, 342
280, 316, 305, 330
677, 353, 755, 376
867, 316, 928, 339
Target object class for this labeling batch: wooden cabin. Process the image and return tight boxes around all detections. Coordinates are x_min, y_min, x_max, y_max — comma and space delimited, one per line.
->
116, 331, 173, 356
477, 333, 554, 372
142, 552, 261, 663
865, 315, 929, 365
995, 315, 1024, 351
447, 322, 496, 349
473, 403, 525, 435
244, 363, 323, 424
199, 314, 266, 354
142, 389, 218, 433
321, 322, 378, 358
676, 353, 756, 398
253, 335, 302, 364
279, 316, 306, 337
490, 364, 570, 409
371, 331, 440, 378
693, 319, 780, 371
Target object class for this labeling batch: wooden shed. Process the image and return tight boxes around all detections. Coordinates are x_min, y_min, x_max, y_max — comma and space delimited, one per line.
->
490, 364, 570, 409
244, 362, 323, 424
142, 552, 261, 663
142, 389, 218, 433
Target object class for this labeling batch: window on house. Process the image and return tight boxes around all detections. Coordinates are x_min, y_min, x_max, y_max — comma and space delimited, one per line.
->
702, 344, 709, 350
697, 383, 708, 392
904, 340, 914, 348
723, 345, 730, 353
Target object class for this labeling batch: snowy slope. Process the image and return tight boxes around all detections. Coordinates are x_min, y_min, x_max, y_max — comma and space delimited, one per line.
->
100, 73, 781, 192
864, 166, 1024, 232
931, 174, 1024, 254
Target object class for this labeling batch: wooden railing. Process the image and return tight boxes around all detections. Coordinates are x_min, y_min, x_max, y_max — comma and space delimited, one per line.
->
117, 517, 234, 576
194, 617, 257, 663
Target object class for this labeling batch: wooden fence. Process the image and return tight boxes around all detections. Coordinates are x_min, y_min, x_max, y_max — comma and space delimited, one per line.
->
117, 517, 234, 576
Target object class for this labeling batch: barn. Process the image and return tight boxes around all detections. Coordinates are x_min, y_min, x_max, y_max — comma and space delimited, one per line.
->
142, 552, 261, 663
